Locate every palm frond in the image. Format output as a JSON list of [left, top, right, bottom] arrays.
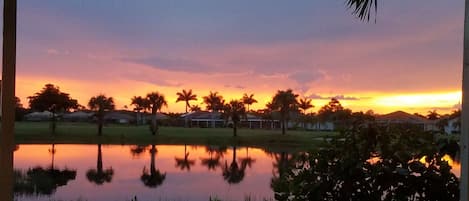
[[346, 0, 378, 22]]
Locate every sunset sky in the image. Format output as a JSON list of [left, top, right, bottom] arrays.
[[11, 0, 464, 114]]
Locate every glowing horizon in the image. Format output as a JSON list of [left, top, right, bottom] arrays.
[[9, 0, 464, 115]]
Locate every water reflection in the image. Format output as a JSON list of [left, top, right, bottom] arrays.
[[86, 144, 114, 185], [222, 146, 247, 184], [141, 144, 166, 188], [14, 144, 76, 196], [200, 146, 223, 171], [11, 138, 460, 201], [174, 144, 196, 171]]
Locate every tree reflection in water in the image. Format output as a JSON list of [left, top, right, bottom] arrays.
[[14, 144, 76, 196], [272, 125, 459, 201], [223, 146, 247, 184], [86, 144, 114, 185], [200, 145, 223, 171], [141, 144, 166, 188], [175, 144, 195, 171]]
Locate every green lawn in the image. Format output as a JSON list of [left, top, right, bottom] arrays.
[[11, 122, 338, 150]]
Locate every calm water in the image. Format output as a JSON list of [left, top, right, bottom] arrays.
[[14, 144, 277, 201], [13, 144, 461, 201]]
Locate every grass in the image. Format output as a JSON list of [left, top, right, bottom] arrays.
[[12, 122, 338, 150]]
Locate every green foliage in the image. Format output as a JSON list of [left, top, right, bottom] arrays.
[[273, 124, 459, 200]]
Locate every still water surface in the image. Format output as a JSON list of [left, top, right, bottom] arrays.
[[14, 144, 277, 201]]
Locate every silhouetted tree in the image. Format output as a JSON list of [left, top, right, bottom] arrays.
[[131, 96, 149, 125], [317, 98, 352, 130], [190, 104, 201, 112], [86, 144, 114, 185], [427, 110, 440, 120], [223, 146, 247, 184], [14, 167, 76, 195], [203, 91, 224, 128], [223, 100, 246, 137], [272, 89, 299, 135], [176, 89, 197, 113], [28, 84, 79, 134], [176, 89, 197, 127], [14, 96, 28, 121], [88, 95, 115, 135], [146, 92, 167, 135], [298, 97, 314, 129], [242, 93, 258, 112], [141, 145, 166, 188], [175, 144, 195, 171]]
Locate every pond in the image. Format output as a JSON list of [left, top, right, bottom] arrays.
[[13, 143, 461, 201], [14, 144, 279, 201]]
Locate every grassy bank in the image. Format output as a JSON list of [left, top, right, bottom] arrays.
[[12, 122, 338, 150]]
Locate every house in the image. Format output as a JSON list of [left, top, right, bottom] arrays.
[[104, 111, 135, 124], [376, 111, 438, 132], [62, 111, 94, 122], [444, 117, 460, 134], [182, 111, 225, 128], [24, 111, 54, 121]]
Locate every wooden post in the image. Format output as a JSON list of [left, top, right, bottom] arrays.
[[461, 0, 469, 200], [0, 0, 17, 201]]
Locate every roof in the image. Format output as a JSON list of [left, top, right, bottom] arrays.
[[24, 111, 53, 117], [104, 112, 135, 120], [376, 111, 430, 124], [182, 111, 222, 119], [63, 111, 94, 118]]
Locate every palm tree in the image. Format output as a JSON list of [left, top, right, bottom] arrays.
[[298, 97, 314, 129], [146, 92, 167, 135], [88, 95, 115, 135], [190, 104, 201, 112], [86, 144, 114, 185], [223, 100, 246, 137], [272, 89, 299, 135], [222, 146, 247, 184], [242, 93, 258, 112], [141, 145, 166, 188], [176, 89, 197, 113], [174, 144, 195, 171], [131, 96, 149, 125], [176, 89, 197, 127], [203, 91, 224, 128]]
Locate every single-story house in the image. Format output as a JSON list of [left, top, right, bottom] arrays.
[[104, 111, 135, 124], [376, 111, 438, 132], [62, 111, 94, 122], [24, 111, 54, 121]]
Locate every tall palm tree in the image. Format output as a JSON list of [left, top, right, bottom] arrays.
[[176, 89, 197, 113], [141, 145, 166, 188], [88, 95, 115, 135], [222, 146, 247, 184], [174, 144, 195, 171], [223, 100, 247, 137], [146, 92, 167, 135], [131, 96, 149, 125], [298, 97, 314, 129], [176, 89, 197, 127], [203, 91, 224, 128], [86, 144, 114, 185], [240, 147, 256, 169], [242, 93, 258, 112], [272, 89, 299, 135]]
